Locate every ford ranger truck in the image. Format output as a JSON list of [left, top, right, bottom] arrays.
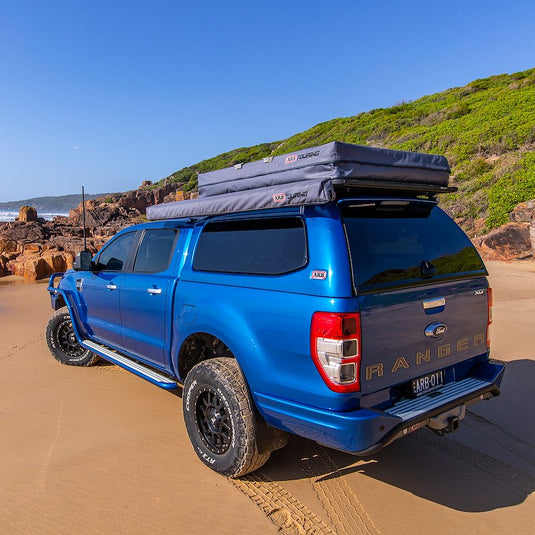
[[46, 141, 505, 477]]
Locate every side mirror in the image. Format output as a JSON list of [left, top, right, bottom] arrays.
[[73, 251, 94, 271]]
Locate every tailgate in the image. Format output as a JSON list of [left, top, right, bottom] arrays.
[[358, 278, 489, 394], [340, 198, 490, 396]]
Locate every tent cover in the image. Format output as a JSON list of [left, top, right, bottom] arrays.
[[146, 141, 452, 220]]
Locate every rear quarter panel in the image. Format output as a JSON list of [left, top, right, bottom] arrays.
[[174, 207, 361, 412]]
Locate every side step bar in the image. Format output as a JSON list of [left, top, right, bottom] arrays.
[[82, 339, 179, 390]]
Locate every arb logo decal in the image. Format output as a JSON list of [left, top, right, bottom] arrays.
[[273, 193, 286, 203], [310, 270, 327, 280], [285, 150, 320, 164]]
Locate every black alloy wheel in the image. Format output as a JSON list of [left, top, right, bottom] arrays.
[[56, 317, 87, 358], [46, 307, 100, 366], [195, 387, 232, 455]]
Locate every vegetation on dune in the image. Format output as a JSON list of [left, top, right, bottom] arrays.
[[160, 143, 280, 193], [157, 68, 535, 232]]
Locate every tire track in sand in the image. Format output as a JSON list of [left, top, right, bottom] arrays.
[[230, 437, 379, 535], [463, 411, 535, 468], [418, 427, 535, 494], [230, 471, 335, 535], [288, 436, 379, 535]]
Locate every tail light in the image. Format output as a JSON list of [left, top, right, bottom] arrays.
[[487, 287, 493, 350], [310, 312, 361, 392]]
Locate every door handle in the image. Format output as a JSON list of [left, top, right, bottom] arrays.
[[147, 288, 162, 295], [106, 284, 117, 291]]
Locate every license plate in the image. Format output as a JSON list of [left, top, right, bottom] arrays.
[[411, 370, 445, 398]]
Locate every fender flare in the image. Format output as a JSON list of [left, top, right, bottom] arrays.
[[47, 276, 89, 345]]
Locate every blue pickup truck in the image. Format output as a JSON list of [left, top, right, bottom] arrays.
[[46, 142, 505, 477]]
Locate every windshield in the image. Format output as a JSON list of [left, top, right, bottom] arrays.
[[341, 200, 486, 292]]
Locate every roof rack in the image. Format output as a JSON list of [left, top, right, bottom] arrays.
[[147, 142, 455, 220]]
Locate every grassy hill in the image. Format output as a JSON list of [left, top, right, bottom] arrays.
[[158, 68, 535, 232]]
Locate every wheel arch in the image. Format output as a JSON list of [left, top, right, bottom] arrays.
[[177, 331, 235, 381], [50, 288, 87, 345]]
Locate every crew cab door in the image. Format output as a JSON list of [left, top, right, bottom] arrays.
[[119, 228, 180, 366], [80, 231, 137, 346]]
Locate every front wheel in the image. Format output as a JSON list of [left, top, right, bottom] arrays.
[[46, 307, 100, 366], [183, 357, 270, 478]]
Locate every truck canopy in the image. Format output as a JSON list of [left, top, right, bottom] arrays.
[[146, 141, 453, 221]]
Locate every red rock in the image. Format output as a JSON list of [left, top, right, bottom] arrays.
[[0, 221, 47, 247], [0, 237, 18, 253], [7, 251, 73, 280], [23, 243, 41, 253], [0, 255, 8, 276], [19, 206, 38, 222], [509, 200, 535, 223], [473, 222, 531, 261]]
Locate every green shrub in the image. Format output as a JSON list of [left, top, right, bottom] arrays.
[[486, 152, 535, 228]]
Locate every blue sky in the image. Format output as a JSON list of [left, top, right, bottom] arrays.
[[1, 0, 534, 202]]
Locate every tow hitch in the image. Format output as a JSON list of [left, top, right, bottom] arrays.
[[427, 405, 465, 436]]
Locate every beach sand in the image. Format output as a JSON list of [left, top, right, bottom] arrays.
[[1, 261, 534, 534]]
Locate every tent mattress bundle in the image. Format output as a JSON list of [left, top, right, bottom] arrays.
[[146, 141, 452, 220]]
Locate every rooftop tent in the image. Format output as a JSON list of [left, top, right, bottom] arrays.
[[146, 141, 452, 221], [198, 141, 451, 197], [146, 178, 335, 220]]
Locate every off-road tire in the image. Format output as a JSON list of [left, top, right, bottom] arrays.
[[183, 357, 270, 478], [46, 307, 100, 366]]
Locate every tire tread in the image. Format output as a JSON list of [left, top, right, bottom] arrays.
[[183, 357, 271, 478]]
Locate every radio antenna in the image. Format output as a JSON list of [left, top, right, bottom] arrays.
[[82, 185, 87, 251]]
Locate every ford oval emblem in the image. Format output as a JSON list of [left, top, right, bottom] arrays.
[[425, 322, 447, 339]]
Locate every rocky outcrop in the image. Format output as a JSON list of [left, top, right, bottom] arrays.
[[0, 254, 9, 277], [472, 199, 535, 261], [18, 206, 38, 222], [473, 222, 532, 261], [0, 219, 99, 280], [7, 251, 74, 279], [509, 200, 535, 224], [0, 183, 181, 280]]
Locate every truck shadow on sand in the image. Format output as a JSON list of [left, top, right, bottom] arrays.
[[261, 359, 535, 513]]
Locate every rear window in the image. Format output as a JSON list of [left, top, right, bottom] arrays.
[[193, 217, 307, 275], [341, 201, 486, 292]]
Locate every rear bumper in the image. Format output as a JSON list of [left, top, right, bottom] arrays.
[[255, 359, 505, 454]]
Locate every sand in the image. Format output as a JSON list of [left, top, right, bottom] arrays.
[[1, 262, 534, 534]]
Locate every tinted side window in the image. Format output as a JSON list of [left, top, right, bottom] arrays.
[[133, 229, 178, 273], [193, 217, 307, 275], [96, 232, 137, 271]]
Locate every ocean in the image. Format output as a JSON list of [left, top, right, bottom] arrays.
[[0, 211, 69, 222]]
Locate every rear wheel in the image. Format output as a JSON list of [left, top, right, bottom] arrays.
[[46, 307, 99, 366], [183, 357, 270, 477]]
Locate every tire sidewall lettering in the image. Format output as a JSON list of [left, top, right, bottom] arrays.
[[185, 379, 197, 412]]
